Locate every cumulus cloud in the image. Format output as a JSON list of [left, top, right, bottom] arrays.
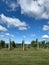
[[3, 0, 49, 19], [17, 0, 49, 19], [0, 25, 7, 32], [0, 14, 28, 30], [43, 25, 49, 31], [42, 35, 49, 39]]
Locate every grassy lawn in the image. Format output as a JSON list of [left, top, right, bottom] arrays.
[[0, 48, 49, 65]]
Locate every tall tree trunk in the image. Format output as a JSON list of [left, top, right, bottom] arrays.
[[36, 39, 39, 49], [8, 39, 11, 50]]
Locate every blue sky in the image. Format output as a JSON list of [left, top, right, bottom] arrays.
[[0, 0, 49, 43]]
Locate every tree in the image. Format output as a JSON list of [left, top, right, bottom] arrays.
[[36, 39, 39, 49], [22, 40, 25, 51], [0, 40, 5, 48], [28, 44, 31, 48], [31, 40, 36, 47], [11, 41, 16, 48], [38, 42, 41, 48], [31, 40, 38, 48], [5, 44, 8, 48], [31, 39, 39, 49], [45, 41, 49, 48], [40, 41, 45, 48]]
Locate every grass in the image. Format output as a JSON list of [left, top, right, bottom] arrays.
[[0, 48, 49, 65]]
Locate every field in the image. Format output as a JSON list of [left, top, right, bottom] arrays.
[[0, 48, 49, 65]]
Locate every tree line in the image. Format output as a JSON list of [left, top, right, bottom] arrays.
[[0, 39, 49, 50]]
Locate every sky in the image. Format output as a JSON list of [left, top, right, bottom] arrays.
[[0, 0, 49, 43]]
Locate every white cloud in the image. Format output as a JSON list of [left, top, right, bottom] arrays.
[[23, 35, 26, 38], [18, 27, 27, 30], [0, 25, 7, 32], [2, 0, 49, 19], [43, 25, 49, 31], [48, 21, 49, 24], [2, 0, 19, 11], [0, 34, 4, 38], [42, 35, 49, 39], [17, 0, 49, 19], [5, 33, 14, 38], [11, 34, 14, 38], [7, 2, 19, 11], [3, 0, 49, 19], [31, 34, 35, 37], [5, 33, 10, 36], [0, 14, 28, 30]]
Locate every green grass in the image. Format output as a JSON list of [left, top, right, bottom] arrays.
[[0, 48, 49, 65]]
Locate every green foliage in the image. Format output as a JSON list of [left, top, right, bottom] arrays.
[[36, 39, 39, 49], [0, 39, 49, 50], [8, 39, 16, 50], [45, 41, 49, 48], [40, 41, 45, 48], [36, 39, 38, 44], [28, 44, 31, 48], [0, 40, 5, 48], [31, 40, 37, 48], [5, 44, 8, 48], [11, 41, 16, 48]]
